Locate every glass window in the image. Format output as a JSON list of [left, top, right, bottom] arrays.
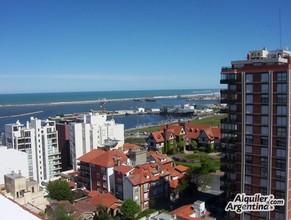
[[246, 126, 253, 134], [261, 105, 269, 114], [261, 84, 269, 93], [277, 117, 286, 126], [276, 160, 286, 169], [261, 137, 268, 145], [277, 149, 286, 158], [277, 84, 287, 93], [261, 73, 269, 82], [261, 178, 267, 187], [246, 74, 253, 82], [245, 165, 252, 174], [246, 95, 253, 103], [277, 128, 286, 137], [246, 145, 252, 153], [245, 155, 252, 163], [246, 115, 253, 124], [261, 116, 268, 125], [261, 95, 269, 103], [246, 135, 253, 144], [276, 181, 285, 191], [261, 157, 268, 166], [277, 106, 287, 115], [276, 170, 285, 180], [261, 148, 268, 156], [276, 72, 287, 81], [246, 105, 253, 113], [261, 126, 268, 135], [246, 84, 253, 93], [261, 167, 268, 178], [245, 175, 252, 184], [277, 94, 287, 103], [245, 185, 252, 195], [276, 138, 286, 147]]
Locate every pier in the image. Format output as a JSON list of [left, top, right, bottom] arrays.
[[0, 111, 43, 119]]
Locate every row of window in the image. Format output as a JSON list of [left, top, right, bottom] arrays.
[[246, 94, 288, 104], [246, 83, 287, 93], [245, 72, 287, 82]]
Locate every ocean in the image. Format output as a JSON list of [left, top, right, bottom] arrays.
[[0, 89, 219, 133]]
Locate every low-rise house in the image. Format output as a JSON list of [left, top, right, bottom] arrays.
[[3, 171, 49, 212], [171, 200, 215, 220], [147, 151, 173, 169], [77, 149, 128, 192], [198, 128, 221, 147]]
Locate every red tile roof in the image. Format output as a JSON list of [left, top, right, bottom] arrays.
[[161, 124, 185, 136], [87, 191, 121, 209], [147, 151, 173, 165], [114, 165, 134, 174], [78, 149, 128, 168], [175, 165, 188, 173], [151, 131, 165, 143], [123, 143, 141, 151], [171, 204, 210, 220]]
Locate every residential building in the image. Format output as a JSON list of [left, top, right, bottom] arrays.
[[4, 118, 61, 183], [0, 146, 29, 184], [77, 149, 128, 192], [3, 171, 49, 211], [220, 48, 291, 220], [56, 120, 71, 171], [70, 112, 124, 170], [123, 163, 170, 210]]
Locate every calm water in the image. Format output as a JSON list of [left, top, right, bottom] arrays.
[[0, 89, 219, 133]]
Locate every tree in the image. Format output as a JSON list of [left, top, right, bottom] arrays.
[[120, 199, 141, 220], [177, 141, 185, 153], [47, 204, 74, 220], [47, 179, 73, 202], [190, 141, 198, 151], [95, 205, 113, 220]]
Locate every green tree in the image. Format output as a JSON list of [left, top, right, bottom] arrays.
[[200, 156, 216, 173], [177, 141, 185, 153], [120, 199, 141, 220], [47, 204, 74, 220], [190, 141, 198, 151], [47, 179, 73, 202]]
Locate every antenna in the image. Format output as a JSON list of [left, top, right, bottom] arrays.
[[279, 8, 282, 49]]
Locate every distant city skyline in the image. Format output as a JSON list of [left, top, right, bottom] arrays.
[[1, 0, 290, 94]]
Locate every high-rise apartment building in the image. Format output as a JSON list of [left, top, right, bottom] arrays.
[[220, 48, 291, 220], [4, 118, 61, 183], [70, 112, 124, 170]]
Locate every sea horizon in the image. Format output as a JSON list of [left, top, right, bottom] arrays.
[[0, 88, 220, 106]]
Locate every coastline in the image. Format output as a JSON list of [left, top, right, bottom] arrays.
[[0, 92, 220, 108]]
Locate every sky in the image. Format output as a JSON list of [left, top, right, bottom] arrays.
[[0, 0, 290, 94]]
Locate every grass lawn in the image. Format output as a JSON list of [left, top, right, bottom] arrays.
[[125, 137, 147, 145]]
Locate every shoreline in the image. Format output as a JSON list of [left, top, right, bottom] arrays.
[[0, 92, 220, 108]]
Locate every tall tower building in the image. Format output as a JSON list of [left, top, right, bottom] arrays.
[[5, 118, 61, 183], [220, 48, 291, 220]]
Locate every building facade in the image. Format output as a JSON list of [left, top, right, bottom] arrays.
[[4, 118, 61, 183], [220, 48, 291, 220], [70, 113, 124, 170]]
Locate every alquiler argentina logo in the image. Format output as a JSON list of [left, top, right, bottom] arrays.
[[225, 193, 285, 214]]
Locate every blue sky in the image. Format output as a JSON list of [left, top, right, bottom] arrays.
[[0, 0, 290, 94]]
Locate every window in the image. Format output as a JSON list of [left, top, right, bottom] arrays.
[[277, 128, 286, 137], [276, 170, 286, 180], [261, 84, 269, 93], [261, 158, 268, 166], [245, 185, 252, 195], [277, 149, 286, 158], [245, 155, 252, 163], [246, 145, 252, 153], [260, 178, 267, 187], [246, 95, 253, 103], [261, 95, 269, 103], [276, 181, 285, 191], [276, 138, 286, 147], [245, 165, 252, 174], [261, 126, 268, 135], [97, 173, 100, 178], [277, 84, 287, 93], [261, 73, 269, 82], [261, 116, 268, 125], [260, 188, 267, 195], [246, 135, 253, 144], [246, 115, 253, 124], [277, 94, 286, 103], [246, 74, 253, 82], [245, 175, 252, 184], [276, 160, 286, 169], [246, 105, 253, 113], [261, 148, 268, 156], [246, 84, 253, 93], [277, 106, 287, 115], [277, 117, 286, 126], [276, 72, 287, 81], [261, 105, 269, 114], [261, 137, 268, 146], [261, 167, 268, 178], [246, 126, 253, 134]]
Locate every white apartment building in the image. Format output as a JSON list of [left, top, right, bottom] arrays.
[[70, 113, 124, 170], [4, 118, 61, 183]]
